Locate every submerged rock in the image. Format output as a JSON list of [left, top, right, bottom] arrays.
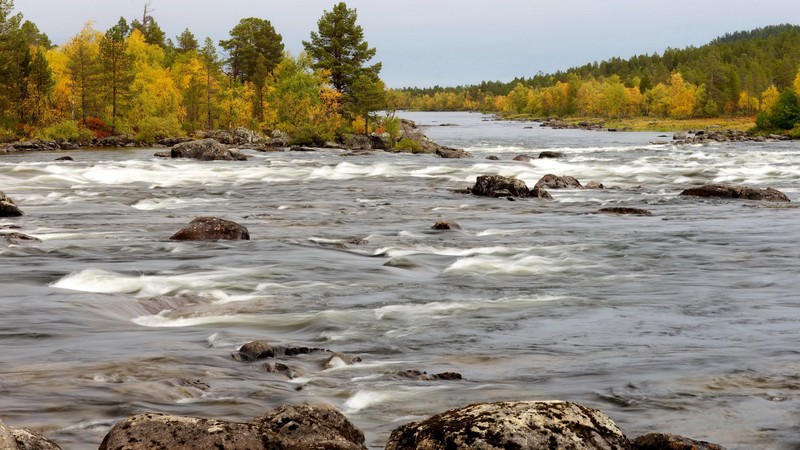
[[471, 175, 530, 198], [535, 173, 583, 189], [538, 151, 564, 159], [1, 232, 41, 244], [598, 207, 652, 216], [398, 370, 463, 381], [585, 181, 605, 189], [233, 340, 275, 362], [436, 147, 471, 158], [54, 155, 73, 161], [632, 432, 726, 450], [170, 216, 250, 241], [512, 154, 534, 162], [680, 184, 790, 202], [0, 192, 23, 217], [171, 139, 248, 161], [385, 400, 629, 450], [431, 220, 461, 230]]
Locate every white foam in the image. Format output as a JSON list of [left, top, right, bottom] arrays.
[[344, 390, 392, 412]]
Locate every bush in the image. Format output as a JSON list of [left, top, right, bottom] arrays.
[[79, 117, 112, 139], [395, 138, 423, 153], [135, 116, 184, 144], [0, 127, 16, 143], [38, 120, 95, 143]]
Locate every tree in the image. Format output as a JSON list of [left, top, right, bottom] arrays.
[[199, 37, 221, 129], [348, 72, 385, 134], [131, 2, 165, 47], [65, 23, 102, 123], [175, 28, 198, 53], [100, 17, 134, 133], [303, 2, 382, 98], [764, 88, 800, 130], [219, 17, 283, 122]]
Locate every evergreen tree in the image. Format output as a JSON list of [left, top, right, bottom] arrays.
[[303, 2, 382, 97], [200, 37, 220, 129], [100, 17, 134, 133], [176, 28, 198, 53]]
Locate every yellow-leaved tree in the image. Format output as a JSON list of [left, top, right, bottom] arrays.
[[760, 85, 780, 112], [667, 72, 697, 118]]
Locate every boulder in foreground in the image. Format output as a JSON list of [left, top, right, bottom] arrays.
[[471, 175, 551, 199], [385, 400, 629, 450], [680, 184, 790, 202], [0, 192, 23, 217], [1, 418, 63, 450], [99, 404, 367, 450], [170, 138, 248, 161], [170, 217, 250, 241], [632, 432, 726, 450]]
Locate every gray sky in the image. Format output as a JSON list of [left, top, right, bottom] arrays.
[[15, 0, 800, 88]]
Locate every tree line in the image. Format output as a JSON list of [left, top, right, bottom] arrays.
[[0, 0, 388, 144], [394, 24, 800, 134]]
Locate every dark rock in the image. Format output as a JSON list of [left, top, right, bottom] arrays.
[[233, 340, 275, 362], [290, 145, 319, 152], [171, 139, 248, 161], [97, 135, 132, 147], [255, 404, 367, 450], [342, 134, 373, 150], [512, 154, 533, 162], [170, 216, 250, 241], [680, 184, 790, 202], [632, 432, 726, 450], [263, 362, 291, 374], [153, 151, 170, 158], [54, 155, 73, 161], [157, 137, 192, 147], [650, 140, 670, 145], [436, 147, 471, 158], [283, 346, 328, 357], [12, 428, 64, 449], [11, 139, 60, 151], [0, 192, 23, 217], [431, 220, 461, 230], [2, 232, 42, 244], [585, 181, 605, 189], [529, 186, 553, 200], [471, 175, 530, 198], [485, 155, 500, 160], [203, 129, 234, 144], [538, 151, 564, 159], [370, 133, 390, 150], [599, 207, 652, 216], [399, 370, 463, 381], [385, 400, 629, 450], [535, 174, 583, 189]]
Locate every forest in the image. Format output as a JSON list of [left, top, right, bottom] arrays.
[[0, 1, 386, 145], [394, 25, 800, 135], [2, 0, 800, 144]]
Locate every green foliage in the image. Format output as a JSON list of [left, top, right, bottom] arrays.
[[220, 18, 283, 84], [0, 127, 16, 142], [134, 115, 183, 143], [38, 120, 95, 142], [303, 2, 382, 97], [175, 28, 198, 53], [395, 138, 422, 153], [756, 88, 800, 131], [383, 116, 400, 148], [100, 18, 134, 133]]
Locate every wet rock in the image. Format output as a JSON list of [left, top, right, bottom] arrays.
[[370, 133, 390, 150], [398, 370, 463, 381], [10, 139, 60, 152], [539, 151, 564, 159], [585, 181, 604, 189], [431, 220, 461, 230], [99, 413, 264, 450], [1, 418, 16, 449], [54, 155, 73, 161], [535, 174, 583, 189], [233, 340, 275, 362], [673, 131, 688, 140], [290, 145, 319, 152], [171, 139, 248, 161], [255, 404, 367, 450], [12, 428, 64, 450], [324, 352, 362, 369], [263, 362, 291, 373], [342, 134, 373, 150], [599, 207, 652, 216], [231, 127, 265, 146], [170, 216, 250, 241], [0, 192, 23, 217], [153, 151, 170, 158], [680, 184, 790, 202], [471, 175, 530, 198], [1, 232, 42, 244], [485, 155, 500, 160], [512, 154, 533, 162], [632, 432, 726, 450], [436, 147, 471, 158], [529, 186, 553, 200], [266, 130, 291, 147], [97, 135, 132, 147], [385, 400, 629, 450], [282, 346, 328, 357], [157, 137, 192, 147]]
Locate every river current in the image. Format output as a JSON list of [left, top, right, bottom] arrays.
[[1, 111, 799, 449]]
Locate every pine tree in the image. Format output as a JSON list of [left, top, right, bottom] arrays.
[[100, 17, 134, 133]]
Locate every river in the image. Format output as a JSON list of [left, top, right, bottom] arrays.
[[1, 111, 799, 449]]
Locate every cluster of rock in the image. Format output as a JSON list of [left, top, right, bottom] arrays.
[[536, 118, 607, 131], [655, 129, 790, 145], [1, 400, 727, 450], [0, 139, 79, 153]]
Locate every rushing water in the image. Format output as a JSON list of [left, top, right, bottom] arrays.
[[1, 111, 799, 449]]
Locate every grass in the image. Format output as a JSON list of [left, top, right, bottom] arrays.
[[500, 113, 757, 132]]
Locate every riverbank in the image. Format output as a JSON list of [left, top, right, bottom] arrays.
[[498, 113, 757, 133]]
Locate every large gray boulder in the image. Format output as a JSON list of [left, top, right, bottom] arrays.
[[632, 432, 726, 450], [385, 401, 630, 450], [170, 217, 250, 241], [471, 175, 552, 199], [11, 428, 62, 450], [680, 184, 790, 202], [0, 192, 23, 217], [171, 139, 248, 161], [99, 405, 367, 450]]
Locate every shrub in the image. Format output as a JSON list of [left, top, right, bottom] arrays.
[[79, 117, 112, 139], [0, 127, 16, 143], [135, 116, 184, 144], [38, 120, 95, 143], [395, 138, 423, 153]]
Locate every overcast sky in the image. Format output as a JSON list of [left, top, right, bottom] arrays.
[[14, 0, 800, 88]]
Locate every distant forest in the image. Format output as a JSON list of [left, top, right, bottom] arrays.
[[393, 24, 800, 126]]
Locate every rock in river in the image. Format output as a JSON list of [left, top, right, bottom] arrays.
[[0, 192, 23, 217], [535, 173, 583, 189], [385, 400, 630, 450], [471, 175, 551, 199], [680, 184, 790, 202], [170, 217, 250, 241], [170, 138, 248, 161], [631, 432, 726, 450]]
